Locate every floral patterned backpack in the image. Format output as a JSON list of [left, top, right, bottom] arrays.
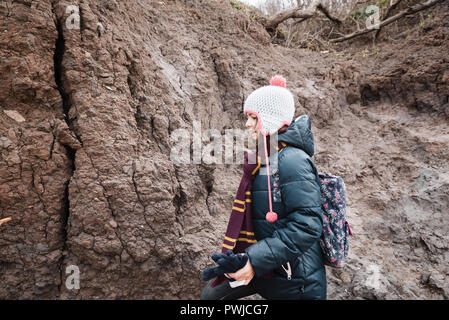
[[318, 173, 353, 268]]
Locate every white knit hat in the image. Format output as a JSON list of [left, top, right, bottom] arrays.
[[243, 75, 295, 223], [243, 75, 295, 135]]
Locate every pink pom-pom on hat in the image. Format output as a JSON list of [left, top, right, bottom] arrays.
[[270, 75, 286, 88]]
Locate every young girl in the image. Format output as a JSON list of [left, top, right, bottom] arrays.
[[200, 76, 326, 300]]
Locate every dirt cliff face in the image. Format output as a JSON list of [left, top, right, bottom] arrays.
[[0, 0, 448, 299]]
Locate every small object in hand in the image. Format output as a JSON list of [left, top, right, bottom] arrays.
[[0, 217, 12, 227], [229, 279, 246, 288]]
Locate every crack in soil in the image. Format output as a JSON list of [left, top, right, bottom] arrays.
[[52, 3, 76, 295]]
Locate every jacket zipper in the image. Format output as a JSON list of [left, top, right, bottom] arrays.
[[281, 262, 292, 280]]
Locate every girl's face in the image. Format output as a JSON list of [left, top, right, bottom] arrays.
[[245, 113, 259, 141]]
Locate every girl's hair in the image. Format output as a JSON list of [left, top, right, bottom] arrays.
[[278, 124, 288, 133]]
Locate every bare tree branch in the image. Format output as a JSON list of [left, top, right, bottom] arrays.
[[317, 3, 343, 25], [292, 17, 307, 27], [330, 0, 445, 43], [265, 0, 342, 29]]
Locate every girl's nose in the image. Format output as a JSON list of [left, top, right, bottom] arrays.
[[245, 118, 252, 129]]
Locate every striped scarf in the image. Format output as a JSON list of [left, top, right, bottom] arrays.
[[211, 139, 287, 288]]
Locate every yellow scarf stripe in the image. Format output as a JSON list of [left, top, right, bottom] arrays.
[[237, 238, 257, 243], [251, 156, 261, 175], [222, 243, 234, 250], [232, 206, 245, 212], [224, 236, 236, 242], [245, 199, 251, 203], [234, 199, 245, 205], [240, 230, 255, 236], [276, 142, 288, 150], [245, 191, 251, 195]]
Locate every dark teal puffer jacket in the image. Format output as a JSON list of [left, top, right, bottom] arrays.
[[245, 115, 326, 300]]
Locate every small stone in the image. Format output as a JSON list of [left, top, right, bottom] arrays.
[[35, 243, 49, 252], [340, 271, 352, 284], [97, 22, 104, 36], [109, 220, 118, 228], [4, 110, 26, 122], [35, 281, 47, 288], [0, 136, 13, 149]]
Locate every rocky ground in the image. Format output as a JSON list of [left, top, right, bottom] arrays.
[[0, 0, 447, 299]]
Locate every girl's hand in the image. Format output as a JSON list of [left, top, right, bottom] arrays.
[[226, 259, 255, 285]]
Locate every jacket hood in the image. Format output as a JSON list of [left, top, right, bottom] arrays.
[[278, 115, 314, 157]]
